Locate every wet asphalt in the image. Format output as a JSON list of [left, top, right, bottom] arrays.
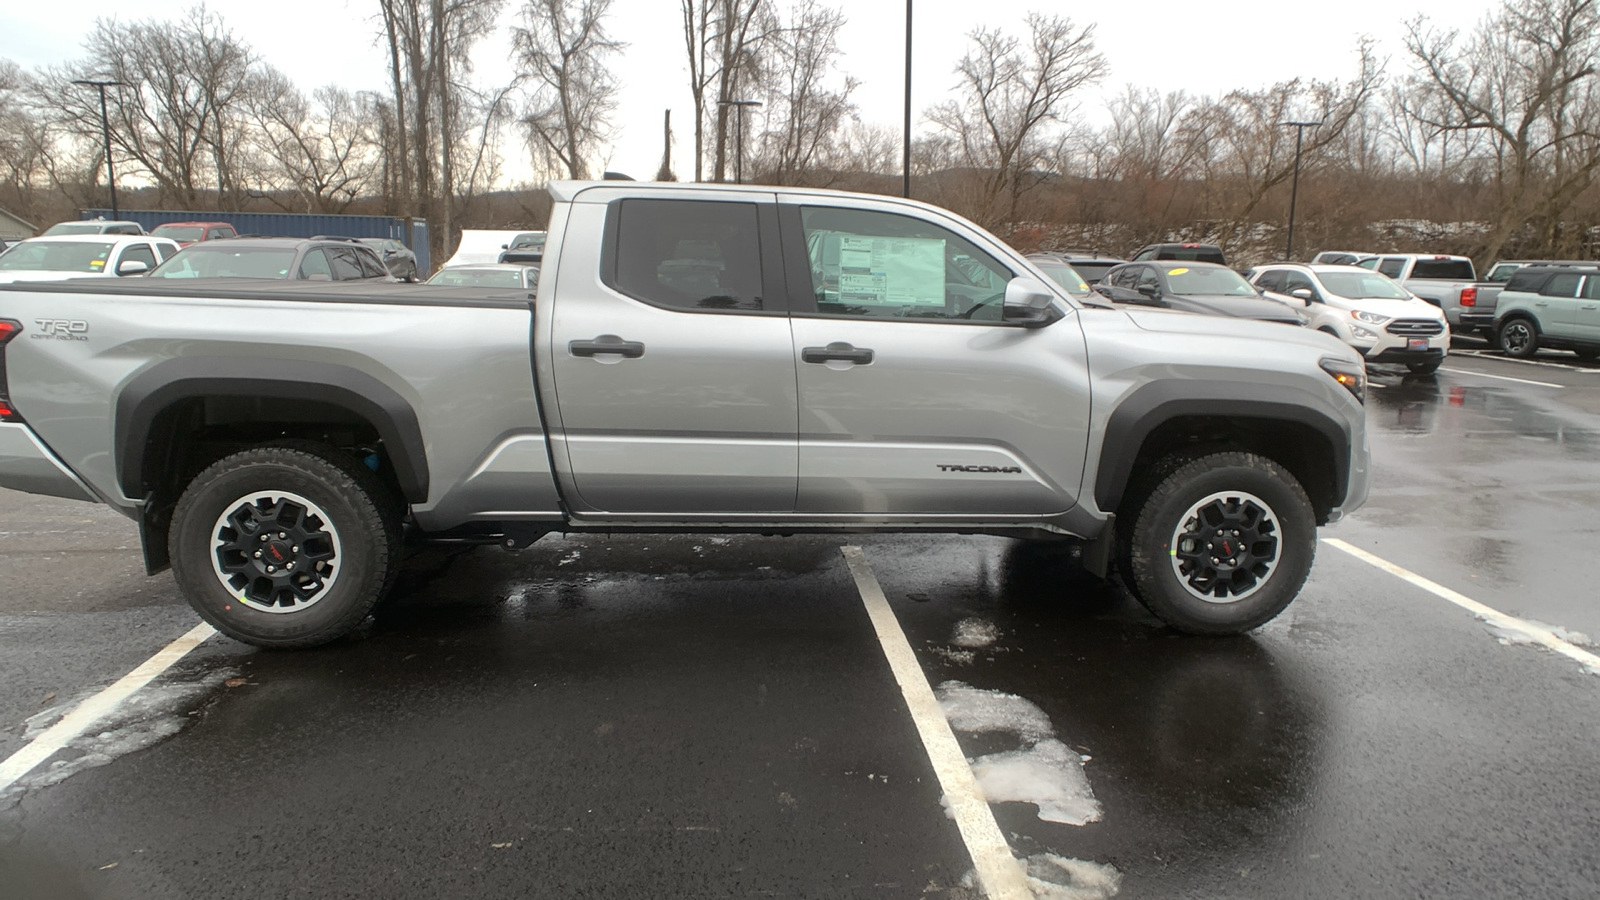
[[2, 341, 1599, 899]]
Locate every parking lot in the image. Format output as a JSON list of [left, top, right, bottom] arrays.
[[2, 341, 1599, 899]]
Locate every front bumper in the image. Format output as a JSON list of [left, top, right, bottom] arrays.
[[0, 423, 98, 502]]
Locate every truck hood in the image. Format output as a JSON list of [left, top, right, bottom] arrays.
[[1164, 293, 1304, 324], [1122, 307, 1356, 359], [0, 271, 115, 284]]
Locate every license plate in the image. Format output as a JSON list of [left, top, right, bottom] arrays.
[[1408, 338, 1428, 351]]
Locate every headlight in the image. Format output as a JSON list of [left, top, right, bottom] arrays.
[[1351, 325, 1378, 339], [1320, 357, 1366, 403], [1352, 310, 1389, 324]]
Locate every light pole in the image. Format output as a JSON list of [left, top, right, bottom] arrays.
[[72, 79, 127, 219], [903, 0, 912, 198], [717, 99, 762, 184], [1280, 120, 1320, 260]]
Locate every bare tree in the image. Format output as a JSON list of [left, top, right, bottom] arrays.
[[748, 0, 858, 185], [681, 0, 776, 181], [1404, 0, 1600, 261], [250, 73, 382, 213], [926, 13, 1108, 229], [513, 0, 623, 180]]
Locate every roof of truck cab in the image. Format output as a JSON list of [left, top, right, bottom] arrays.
[[0, 276, 534, 309], [546, 180, 971, 218]]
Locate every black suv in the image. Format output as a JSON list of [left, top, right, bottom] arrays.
[[1033, 250, 1126, 285], [1130, 242, 1227, 266], [499, 232, 546, 265], [147, 237, 395, 282]]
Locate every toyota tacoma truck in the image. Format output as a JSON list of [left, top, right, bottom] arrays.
[[0, 181, 1370, 648]]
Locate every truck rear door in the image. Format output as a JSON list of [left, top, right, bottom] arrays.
[[546, 191, 798, 514], [776, 197, 1090, 516]]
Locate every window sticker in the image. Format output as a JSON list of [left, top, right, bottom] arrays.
[[835, 234, 945, 306], [1168, 267, 1189, 275]]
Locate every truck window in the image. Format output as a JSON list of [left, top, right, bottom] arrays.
[[1377, 258, 1406, 278], [608, 199, 763, 311], [1411, 259, 1475, 280], [1584, 276, 1600, 300], [798, 206, 1013, 321], [1540, 273, 1582, 297]]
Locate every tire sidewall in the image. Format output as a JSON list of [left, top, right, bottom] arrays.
[[1499, 319, 1537, 358], [171, 455, 387, 647], [1131, 458, 1315, 633]]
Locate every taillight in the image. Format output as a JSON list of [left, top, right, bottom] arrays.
[[1460, 287, 1477, 307], [0, 318, 21, 422]]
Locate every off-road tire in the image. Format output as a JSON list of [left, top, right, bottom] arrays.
[[169, 442, 403, 649], [1122, 451, 1316, 634], [1497, 317, 1539, 359]]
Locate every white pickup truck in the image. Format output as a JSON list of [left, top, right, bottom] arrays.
[[1358, 254, 1500, 335]]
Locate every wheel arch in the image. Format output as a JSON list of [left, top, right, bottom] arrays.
[[1094, 381, 1351, 526]]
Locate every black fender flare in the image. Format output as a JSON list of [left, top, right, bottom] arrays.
[[114, 357, 430, 504], [1093, 379, 1352, 514]]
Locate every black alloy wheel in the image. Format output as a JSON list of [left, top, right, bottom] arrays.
[[1498, 318, 1538, 358]]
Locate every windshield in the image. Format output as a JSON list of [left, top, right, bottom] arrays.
[[149, 247, 298, 278], [1318, 271, 1411, 300], [509, 234, 545, 250], [0, 240, 116, 272], [427, 268, 531, 288], [153, 225, 206, 242], [42, 222, 107, 236], [1033, 261, 1091, 296], [1165, 266, 1258, 296]]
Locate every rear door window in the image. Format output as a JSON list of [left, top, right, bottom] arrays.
[[298, 249, 332, 279], [326, 247, 365, 280], [606, 199, 764, 311], [354, 248, 388, 278], [117, 243, 157, 272], [1541, 273, 1582, 298]]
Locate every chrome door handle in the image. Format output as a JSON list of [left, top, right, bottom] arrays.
[[569, 335, 645, 358], [801, 342, 874, 365]]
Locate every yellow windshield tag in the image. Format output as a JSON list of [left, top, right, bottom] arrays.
[[1168, 267, 1189, 275]]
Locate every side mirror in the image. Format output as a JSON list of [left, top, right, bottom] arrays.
[[116, 260, 149, 276], [1002, 276, 1058, 326], [1291, 288, 1314, 301], [1137, 284, 1161, 300]]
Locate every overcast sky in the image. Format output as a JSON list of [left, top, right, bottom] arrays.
[[3, 0, 1500, 185]]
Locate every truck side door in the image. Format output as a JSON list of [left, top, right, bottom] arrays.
[[778, 199, 1090, 517], [547, 193, 798, 514]]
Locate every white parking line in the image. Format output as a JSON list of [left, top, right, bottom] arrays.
[[1323, 539, 1600, 672], [1440, 367, 1563, 389], [841, 546, 1033, 900], [1452, 349, 1600, 372], [0, 621, 216, 793]]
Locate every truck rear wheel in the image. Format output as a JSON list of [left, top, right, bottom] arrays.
[[1122, 451, 1315, 634], [169, 443, 402, 649]]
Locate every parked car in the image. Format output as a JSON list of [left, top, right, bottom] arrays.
[[0, 179, 1371, 647], [1033, 250, 1125, 285], [0, 234, 179, 283], [1310, 250, 1374, 266], [41, 219, 145, 236], [146, 237, 395, 282], [1248, 263, 1450, 374], [441, 229, 527, 268], [355, 238, 419, 282], [1492, 265, 1600, 360], [1023, 254, 1093, 298], [426, 263, 539, 290], [1097, 261, 1303, 325], [499, 231, 547, 265], [1482, 259, 1591, 285], [1129, 242, 1227, 265], [1355, 253, 1499, 335], [151, 221, 237, 247]]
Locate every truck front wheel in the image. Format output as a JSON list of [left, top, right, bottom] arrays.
[[1122, 452, 1316, 634], [169, 443, 402, 649]]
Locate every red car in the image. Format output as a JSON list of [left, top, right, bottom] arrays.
[[150, 221, 237, 247]]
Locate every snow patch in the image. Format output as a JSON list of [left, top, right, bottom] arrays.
[[3, 668, 235, 804], [936, 681, 1053, 742], [951, 617, 1000, 647], [1023, 853, 1123, 899], [1485, 619, 1594, 647], [970, 740, 1101, 825]]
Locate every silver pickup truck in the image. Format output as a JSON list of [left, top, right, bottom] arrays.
[[1360, 253, 1500, 335], [0, 182, 1370, 648]]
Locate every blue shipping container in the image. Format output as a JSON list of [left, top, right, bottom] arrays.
[[81, 209, 431, 273]]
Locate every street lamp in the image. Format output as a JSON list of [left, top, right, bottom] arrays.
[[903, 0, 912, 199], [1280, 120, 1321, 260], [717, 99, 762, 184], [72, 79, 128, 219]]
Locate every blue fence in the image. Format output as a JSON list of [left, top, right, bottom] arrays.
[[81, 209, 431, 273]]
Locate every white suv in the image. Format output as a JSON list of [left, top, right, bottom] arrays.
[[1248, 263, 1451, 374]]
